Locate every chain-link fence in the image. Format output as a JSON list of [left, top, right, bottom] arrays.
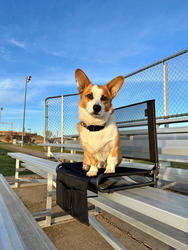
[[44, 49, 188, 143], [44, 96, 62, 143]]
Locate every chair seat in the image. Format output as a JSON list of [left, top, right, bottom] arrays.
[[57, 162, 154, 193]]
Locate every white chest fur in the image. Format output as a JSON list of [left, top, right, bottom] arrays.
[[80, 121, 118, 161]]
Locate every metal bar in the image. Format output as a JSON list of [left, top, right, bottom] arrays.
[[17, 178, 47, 184], [117, 113, 188, 126], [47, 146, 51, 157], [21, 81, 27, 147], [44, 99, 46, 144], [163, 62, 169, 128], [124, 49, 188, 79], [118, 116, 188, 128], [15, 168, 26, 172], [46, 102, 48, 143], [45, 173, 53, 226], [157, 112, 188, 119], [63, 93, 79, 97], [45, 95, 62, 102], [147, 100, 158, 164], [15, 159, 20, 188], [163, 62, 169, 117], [61, 96, 64, 152], [115, 99, 154, 110], [88, 214, 126, 250], [32, 209, 51, 218]]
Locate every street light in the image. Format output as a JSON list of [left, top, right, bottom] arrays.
[[0, 107, 3, 122], [21, 76, 32, 147]]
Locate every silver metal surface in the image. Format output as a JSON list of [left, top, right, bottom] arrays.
[[0, 195, 25, 250], [88, 214, 126, 250], [88, 192, 188, 250], [99, 187, 188, 233], [163, 62, 169, 119], [61, 96, 64, 149], [0, 174, 56, 250], [21, 76, 31, 147]]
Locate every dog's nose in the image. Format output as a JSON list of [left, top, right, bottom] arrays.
[[93, 104, 101, 113]]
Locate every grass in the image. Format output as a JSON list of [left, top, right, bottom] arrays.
[[0, 142, 46, 152], [171, 162, 188, 170], [0, 145, 33, 176], [22, 143, 46, 152]]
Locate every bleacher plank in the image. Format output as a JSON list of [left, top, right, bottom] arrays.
[[99, 186, 188, 233], [0, 195, 24, 250], [54, 152, 83, 161], [88, 192, 188, 250], [0, 174, 56, 250], [8, 152, 57, 176]]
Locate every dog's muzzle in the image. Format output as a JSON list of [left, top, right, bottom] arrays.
[[93, 104, 101, 114]]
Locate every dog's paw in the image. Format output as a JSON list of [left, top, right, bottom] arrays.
[[83, 164, 90, 171], [104, 168, 115, 174], [86, 170, 98, 177]]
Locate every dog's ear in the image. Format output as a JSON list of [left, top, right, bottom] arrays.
[[75, 69, 92, 93], [106, 76, 124, 99]]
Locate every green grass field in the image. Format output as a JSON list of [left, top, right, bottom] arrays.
[[171, 161, 188, 170], [0, 145, 32, 176], [1, 143, 46, 152], [22, 143, 46, 152]]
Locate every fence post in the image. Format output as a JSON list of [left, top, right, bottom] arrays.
[[44, 100, 46, 144], [44, 99, 48, 144], [61, 96, 64, 152], [163, 62, 169, 128]]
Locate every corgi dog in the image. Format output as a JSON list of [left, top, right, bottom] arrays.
[[75, 69, 124, 177]]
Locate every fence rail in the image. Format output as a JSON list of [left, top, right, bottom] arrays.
[[44, 49, 188, 143]]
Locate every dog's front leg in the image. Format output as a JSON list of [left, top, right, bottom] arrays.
[[105, 147, 122, 174], [84, 150, 98, 177], [83, 151, 90, 171]]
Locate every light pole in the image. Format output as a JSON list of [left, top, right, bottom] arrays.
[[0, 107, 3, 122], [21, 76, 31, 147]]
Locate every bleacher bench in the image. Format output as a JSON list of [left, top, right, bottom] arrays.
[[8, 152, 188, 249], [0, 174, 56, 250]]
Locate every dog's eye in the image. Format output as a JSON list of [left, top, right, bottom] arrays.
[[101, 95, 108, 101], [86, 93, 93, 100]]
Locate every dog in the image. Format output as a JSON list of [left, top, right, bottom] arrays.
[[75, 69, 124, 177]]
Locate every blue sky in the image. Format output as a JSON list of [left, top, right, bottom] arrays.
[[0, 0, 188, 135]]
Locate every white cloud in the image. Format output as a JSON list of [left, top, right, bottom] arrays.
[[0, 78, 24, 90], [0, 46, 15, 62], [49, 51, 66, 57], [0, 78, 13, 89], [8, 38, 26, 49]]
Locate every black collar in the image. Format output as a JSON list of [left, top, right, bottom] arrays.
[[80, 121, 106, 132]]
